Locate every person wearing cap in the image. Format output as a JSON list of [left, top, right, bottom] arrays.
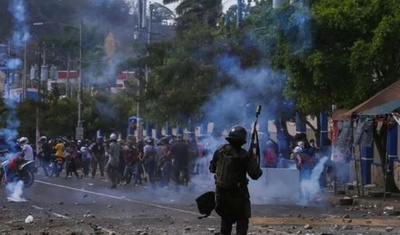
[[209, 125, 262, 235], [80, 146, 91, 178], [143, 137, 157, 188]]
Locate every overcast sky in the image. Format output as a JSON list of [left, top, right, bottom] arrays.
[[151, 0, 236, 13]]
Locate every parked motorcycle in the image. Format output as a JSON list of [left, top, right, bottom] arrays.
[[0, 156, 36, 188]]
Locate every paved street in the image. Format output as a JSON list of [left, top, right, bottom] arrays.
[[1, 173, 399, 235]]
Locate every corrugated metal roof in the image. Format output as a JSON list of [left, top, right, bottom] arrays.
[[332, 79, 400, 120]]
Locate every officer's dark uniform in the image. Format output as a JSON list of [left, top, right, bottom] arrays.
[[209, 125, 262, 235]]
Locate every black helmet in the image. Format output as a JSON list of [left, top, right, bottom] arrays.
[[225, 125, 247, 143]]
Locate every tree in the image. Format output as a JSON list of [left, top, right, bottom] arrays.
[[275, 0, 400, 191], [143, 30, 218, 126], [152, 3, 176, 23], [164, 0, 222, 32]]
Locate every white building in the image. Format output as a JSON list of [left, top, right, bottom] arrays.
[[46, 70, 78, 92], [46, 70, 135, 94], [110, 71, 135, 93]]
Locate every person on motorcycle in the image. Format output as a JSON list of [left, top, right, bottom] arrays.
[[3, 137, 34, 184], [52, 138, 65, 177], [19, 137, 34, 162]]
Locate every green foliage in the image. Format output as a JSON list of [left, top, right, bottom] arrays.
[[174, 0, 222, 32], [144, 25, 218, 125], [83, 91, 136, 138], [269, 0, 400, 116]]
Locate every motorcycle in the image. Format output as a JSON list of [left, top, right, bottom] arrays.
[[0, 156, 36, 188]]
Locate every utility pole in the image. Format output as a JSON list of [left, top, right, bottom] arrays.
[[22, 41, 27, 100], [136, 77, 140, 140], [142, 0, 147, 29], [76, 19, 83, 140], [146, 3, 152, 86], [36, 42, 45, 155], [7, 41, 11, 99], [145, 3, 152, 137], [237, 0, 243, 29], [133, 26, 141, 141], [66, 54, 70, 98], [78, 20, 82, 128]]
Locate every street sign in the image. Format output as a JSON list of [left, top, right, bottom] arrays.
[[76, 126, 84, 140]]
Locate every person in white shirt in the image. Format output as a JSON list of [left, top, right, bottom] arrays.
[[19, 137, 34, 161]]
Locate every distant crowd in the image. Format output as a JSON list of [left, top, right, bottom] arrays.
[[30, 134, 214, 189]]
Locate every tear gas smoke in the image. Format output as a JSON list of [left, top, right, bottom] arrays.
[[6, 180, 26, 202], [2, 0, 29, 202], [249, 156, 329, 205], [203, 55, 286, 132], [6, 58, 22, 70], [276, 4, 312, 54], [299, 156, 328, 205], [8, 0, 30, 48]]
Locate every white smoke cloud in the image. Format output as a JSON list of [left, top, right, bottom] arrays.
[[3, 0, 29, 202], [299, 156, 328, 205], [6, 180, 26, 202]]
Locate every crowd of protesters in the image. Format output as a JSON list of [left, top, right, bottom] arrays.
[[31, 133, 214, 190]]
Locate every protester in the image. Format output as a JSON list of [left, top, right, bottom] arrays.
[[143, 137, 157, 188], [89, 137, 106, 178], [168, 134, 190, 189], [106, 133, 121, 189], [122, 140, 139, 185]]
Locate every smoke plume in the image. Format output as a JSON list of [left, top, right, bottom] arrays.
[[6, 180, 26, 202], [196, 2, 318, 206], [3, 0, 30, 201], [299, 156, 328, 205]]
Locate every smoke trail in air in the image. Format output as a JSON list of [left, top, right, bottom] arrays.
[[3, 0, 30, 202]]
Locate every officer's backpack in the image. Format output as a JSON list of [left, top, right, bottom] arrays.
[[215, 144, 246, 189]]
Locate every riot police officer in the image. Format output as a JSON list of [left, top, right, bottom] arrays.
[[209, 125, 262, 235]]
